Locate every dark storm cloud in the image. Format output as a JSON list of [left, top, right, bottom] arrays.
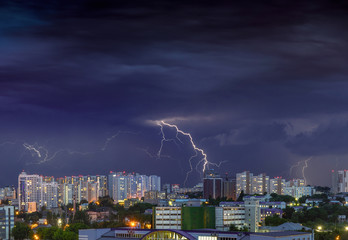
[[1, 0, 348, 186], [287, 121, 348, 156]]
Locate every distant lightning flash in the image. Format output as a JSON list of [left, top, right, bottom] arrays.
[[22, 131, 138, 165], [302, 157, 312, 185], [289, 157, 312, 185], [0, 141, 17, 147], [156, 121, 225, 185], [23, 143, 42, 158], [101, 131, 138, 151], [289, 161, 302, 176]]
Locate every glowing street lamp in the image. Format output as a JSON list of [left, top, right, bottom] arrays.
[[317, 226, 322, 231], [345, 226, 348, 231]]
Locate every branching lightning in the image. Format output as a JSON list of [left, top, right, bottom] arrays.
[[156, 121, 225, 185]]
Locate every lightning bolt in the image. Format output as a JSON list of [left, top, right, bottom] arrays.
[[23, 143, 42, 158], [22, 131, 138, 165], [302, 157, 312, 185], [289, 161, 302, 176], [289, 157, 312, 185], [156, 121, 224, 186], [101, 131, 138, 151], [0, 141, 17, 147]]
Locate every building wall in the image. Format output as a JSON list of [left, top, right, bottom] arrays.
[[223, 180, 236, 200], [181, 207, 216, 230], [203, 178, 223, 199], [0, 206, 14, 240], [154, 207, 182, 230], [244, 199, 261, 232]]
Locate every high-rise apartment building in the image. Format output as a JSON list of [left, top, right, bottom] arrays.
[[251, 173, 269, 195], [332, 170, 348, 194], [149, 175, 161, 192], [203, 171, 223, 199], [236, 171, 270, 196], [236, 171, 252, 196], [18, 172, 58, 211], [108, 172, 159, 203], [223, 179, 236, 200], [18, 172, 43, 211], [42, 182, 58, 209], [270, 177, 285, 195]]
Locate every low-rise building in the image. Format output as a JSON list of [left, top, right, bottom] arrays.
[[260, 208, 283, 222], [79, 228, 314, 240]]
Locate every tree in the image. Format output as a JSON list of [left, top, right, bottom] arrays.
[[229, 224, 239, 231], [88, 202, 97, 211], [37, 226, 59, 240], [66, 223, 89, 234], [237, 191, 245, 201], [71, 211, 90, 225], [265, 215, 287, 226], [128, 203, 154, 214], [98, 196, 114, 207], [283, 206, 295, 219], [12, 222, 33, 240], [80, 200, 88, 205], [270, 193, 295, 203]]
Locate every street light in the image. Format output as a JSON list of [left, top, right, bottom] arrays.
[[317, 226, 322, 231]]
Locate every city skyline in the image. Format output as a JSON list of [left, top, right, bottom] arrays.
[[1, 1, 348, 187]]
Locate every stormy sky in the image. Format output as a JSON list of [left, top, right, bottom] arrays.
[[1, 0, 348, 187]]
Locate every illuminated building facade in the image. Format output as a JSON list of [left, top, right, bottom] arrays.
[[149, 175, 161, 192], [0, 206, 14, 240], [108, 172, 160, 203], [269, 177, 285, 195], [0, 186, 16, 201], [42, 181, 58, 209], [283, 186, 315, 199], [18, 172, 43, 211], [251, 173, 269, 195], [236, 171, 252, 196]]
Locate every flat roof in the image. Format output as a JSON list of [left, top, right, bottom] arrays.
[[251, 231, 311, 237]]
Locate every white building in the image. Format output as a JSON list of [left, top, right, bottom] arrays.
[[42, 182, 58, 209], [244, 199, 261, 232], [283, 186, 315, 199], [108, 172, 161, 203], [18, 172, 43, 211], [269, 177, 285, 195], [236, 171, 252, 196], [18, 172, 59, 211], [251, 174, 270, 195], [149, 175, 161, 192], [154, 207, 182, 230]]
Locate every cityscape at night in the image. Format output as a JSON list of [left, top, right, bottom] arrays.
[[1, 0, 348, 239]]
